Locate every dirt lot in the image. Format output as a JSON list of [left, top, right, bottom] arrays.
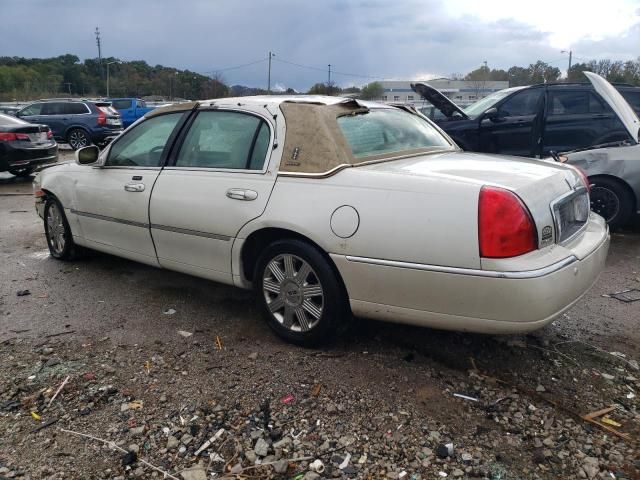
[[0, 157, 638, 480]]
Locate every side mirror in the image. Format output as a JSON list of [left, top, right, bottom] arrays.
[[483, 107, 499, 120], [76, 145, 100, 165]]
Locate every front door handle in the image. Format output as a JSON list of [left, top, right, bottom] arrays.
[[124, 183, 145, 192], [226, 188, 258, 201]]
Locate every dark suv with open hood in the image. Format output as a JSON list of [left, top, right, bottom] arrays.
[[16, 99, 123, 150], [412, 75, 639, 158]]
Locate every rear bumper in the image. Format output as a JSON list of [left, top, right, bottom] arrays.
[[0, 145, 58, 172], [331, 216, 610, 334], [91, 129, 123, 145]]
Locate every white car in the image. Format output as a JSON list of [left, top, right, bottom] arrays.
[[34, 96, 610, 344]]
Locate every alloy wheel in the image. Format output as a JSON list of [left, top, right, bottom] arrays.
[[46, 203, 66, 255], [590, 186, 620, 222], [69, 130, 88, 149], [262, 254, 324, 332]]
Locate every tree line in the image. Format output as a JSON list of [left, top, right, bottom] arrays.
[[1, 54, 639, 102]]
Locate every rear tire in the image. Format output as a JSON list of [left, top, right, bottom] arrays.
[[8, 167, 34, 177], [589, 177, 633, 229], [254, 239, 348, 346], [67, 128, 91, 150], [44, 197, 78, 260]]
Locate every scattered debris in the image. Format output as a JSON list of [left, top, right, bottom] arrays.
[[45, 330, 75, 338], [607, 288, 640, 303], [121, 451, 137, 467], [311, 384, 322, 397], [163, 308, 177, 315], [338, 453, 351, 469], [581, 406, 631, 441], [309, 459, 325, 473], [177, 330, 193, 338], [453, 393, 478, 402], [214, 336, 223, 350], [248, 352, 258, 360], [281, 393, 295, 404], [30, 412, 41, 421], [193, 428, 225, 457], [48, 375, 70, 407], [16, 289, 31, 296]]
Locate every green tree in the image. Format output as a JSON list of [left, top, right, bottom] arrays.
[[360, 81, 383, 100]]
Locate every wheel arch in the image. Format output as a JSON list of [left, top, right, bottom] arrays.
[[588, 173, 637, 212], [237, 227, 350, 306]]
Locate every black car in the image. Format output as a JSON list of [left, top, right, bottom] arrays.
[[16, 99, 123, 150], [617, 85, 640, 115], [412, 76, 638, 158], [0, 113, 57, 177]]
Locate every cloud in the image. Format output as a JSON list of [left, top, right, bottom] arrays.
[[0, 0, 638, 90]]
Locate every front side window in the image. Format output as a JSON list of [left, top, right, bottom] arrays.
[[498, 89, 543, 116], [337, 108, 451, 159], [106, 113, 183, 167], [175, 111, 270, 170], [19, 103, 43, 116]]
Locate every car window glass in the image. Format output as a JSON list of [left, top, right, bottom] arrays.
[[588, 93, 607, 114], [112, 99, 132, 110], [620, 91, 640, 113], [41, 103, 66, 115], [337, 108, 451, 159], [64, 103, 89, 115], [19, 103, 42, 116], [175, 111, 268, 170], [137, 100, 146, 108], [498, 89, 543, 116], [248, 121, 270, 169], [549, 91, 589, 115], [106, 113, 182, 167]]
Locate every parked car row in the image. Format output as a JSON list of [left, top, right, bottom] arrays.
[[412, 73, 640, 228], [0, 113, 57, 176]]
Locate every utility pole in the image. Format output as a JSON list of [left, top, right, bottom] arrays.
[[267, 51, 275, 94], [107, 60, 120, 98], [327, 64, 331, 95], [95, 27, 103, 79], [63, 82, 72, 96], [562, 50, 572, 80]]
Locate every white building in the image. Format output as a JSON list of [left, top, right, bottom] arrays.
[[379, 78, 509, 106]]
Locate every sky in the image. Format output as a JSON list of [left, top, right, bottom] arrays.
[[1, 0, 639, 91]]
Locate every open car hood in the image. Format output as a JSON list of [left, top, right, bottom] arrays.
[[411, 82, 469, 120], [585, 71, 639, 143]]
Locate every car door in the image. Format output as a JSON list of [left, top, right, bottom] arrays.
[[17, 102, 44, 125], [149, 107, 276, 284], [543, 89, 630, 154], [478, 87, 544, 156], [38, 102, 70, 138], [72, 111, 186, 265]]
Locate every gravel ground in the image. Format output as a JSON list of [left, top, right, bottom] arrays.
[[0, 159, 639, 479]]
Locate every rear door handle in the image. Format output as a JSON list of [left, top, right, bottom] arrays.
[[226, 188, 258, 201], [124, 183, 145, 192]]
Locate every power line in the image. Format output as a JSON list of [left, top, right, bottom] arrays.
[[273, 57, 381, 79], [201, 58, 268, 75]]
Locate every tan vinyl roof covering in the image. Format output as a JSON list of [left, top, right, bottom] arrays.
[[279, 100, 369, 175]]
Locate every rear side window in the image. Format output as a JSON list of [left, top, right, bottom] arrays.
[[64, 103, 90, 115], [175, 111, 270, 170], [337, 108, 451, 159], [19, 103, 43, 116], [112, 99, 132, 110], [106, 113, 183, 167], [41, 103, 67, 115], [550, 91, 612, 115], [498, 89, 543, 116], [620, 91, 640, 113]]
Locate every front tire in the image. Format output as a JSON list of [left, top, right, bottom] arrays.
[[67, 128, 91, 150], [44, 197, 78, 260], [589, 177, 633, 229], [254, 239, 347, 346], [8, 167, 34, 177]]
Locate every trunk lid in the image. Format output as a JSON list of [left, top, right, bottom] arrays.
[[584, 71, 639, 143], [360, 151, 587, 246], [410, 82, 469, 119]]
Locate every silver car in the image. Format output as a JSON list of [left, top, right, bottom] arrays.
[[560, 73, 640, 228]]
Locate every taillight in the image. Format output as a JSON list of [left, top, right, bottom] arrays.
[[97, 110, 107, 126], [574, 167, 591, 192], [0, 132, 29, 141], [478, 186, 538, 258], [46, 129, 53, 139]]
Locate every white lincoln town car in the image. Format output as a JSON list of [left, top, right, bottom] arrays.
[[34, 96, 610, 344]]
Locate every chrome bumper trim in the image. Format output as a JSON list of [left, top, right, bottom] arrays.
[[344, 255, 578, 279]]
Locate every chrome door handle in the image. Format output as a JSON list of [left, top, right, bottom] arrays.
[[226, 189, 258, 201], [124, 183, 145, 192]]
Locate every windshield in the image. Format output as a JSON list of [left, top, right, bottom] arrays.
[[463, 89, 518, 119], [337, 108, 452, 159]]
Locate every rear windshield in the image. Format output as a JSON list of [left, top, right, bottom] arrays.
[[112, 99, 132, 110], [337, 108, 451, 159]]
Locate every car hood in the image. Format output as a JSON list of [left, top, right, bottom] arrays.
[[584, 72, 639, 144], [411, 83, 469, 120]]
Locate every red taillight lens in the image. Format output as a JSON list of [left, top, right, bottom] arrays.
[[478, 186, 538, 258], [0, 132, 29, 141], [46, 129, 53, 139], [97, 110, 107, 126]]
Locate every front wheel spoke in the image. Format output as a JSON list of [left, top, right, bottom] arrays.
[[268, 296, 284, 313], [263, 279, 281, 295], [268, 261, 286, 283], [283, 305, 294, 328], [295, 307, 310, 331], [295, 262, 311, 282], [302, 299, 322, 320], [302, 284, 322, 298], [283, 255, 295, 278]]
